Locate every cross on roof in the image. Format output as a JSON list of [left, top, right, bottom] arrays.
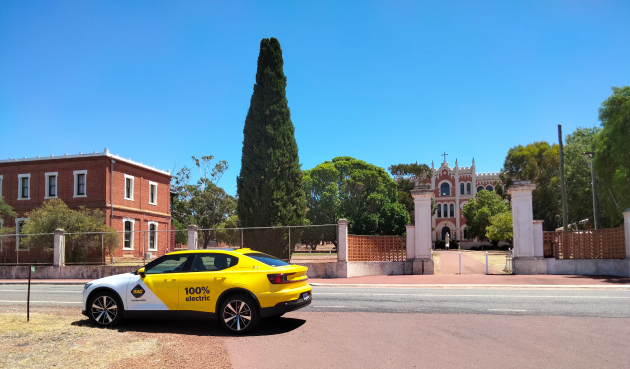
[[442, 151, 448, 163]]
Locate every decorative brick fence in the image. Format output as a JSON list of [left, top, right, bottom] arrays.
[[347, 235, 406, 261], [543, 226, 626, 259]]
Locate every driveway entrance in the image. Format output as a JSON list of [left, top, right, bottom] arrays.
[[434, 250, 509, 275]]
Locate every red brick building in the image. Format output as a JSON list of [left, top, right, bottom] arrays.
[[0, 148, 172, 259]]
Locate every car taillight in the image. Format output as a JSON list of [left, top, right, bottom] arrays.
[[267, 273, 295, 284]]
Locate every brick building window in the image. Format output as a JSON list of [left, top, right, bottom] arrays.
[[149, 181, 157, 205], [148, 221, 158, 251], [0, 175, 3, 197], [460, 183, 464, 195], [437, 204, 442, 218], [124, 174, 134, 200], [450, 204, 454, 217], [477, 186, 484, 193], [440, 183, 450, 196], [123, 218, 135, 249], [45, 172, 58, 198], [73, 170, 87, 197], [467, 183, 471, 194], [18, 174, 30, 200], [486, 185, 493, 192]]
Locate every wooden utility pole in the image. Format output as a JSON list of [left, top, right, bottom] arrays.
[[558, 125, 568, 231]]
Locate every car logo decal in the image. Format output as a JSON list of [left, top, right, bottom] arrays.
[[131, 284, 145, 298]]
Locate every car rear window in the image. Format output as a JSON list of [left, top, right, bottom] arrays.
[[244, 253, 290, 267]]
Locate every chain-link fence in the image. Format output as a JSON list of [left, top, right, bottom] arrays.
[[0, 233, 55, 265], [199, 224, 338, 261], [0, 225, 337, 265]]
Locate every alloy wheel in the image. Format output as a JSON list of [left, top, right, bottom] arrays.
[[223, 300, 252, 331], [91, 295, 118, 325]]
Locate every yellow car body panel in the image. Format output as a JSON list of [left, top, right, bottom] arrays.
[[139, 248, 311, 314]]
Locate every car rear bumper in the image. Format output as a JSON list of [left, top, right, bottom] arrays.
[[260, 291, 312, 318]]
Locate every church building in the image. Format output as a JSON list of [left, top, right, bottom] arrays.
[[427, 156, 503, 248]]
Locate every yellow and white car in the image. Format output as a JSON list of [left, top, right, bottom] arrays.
[[82, 248, 311, 333]]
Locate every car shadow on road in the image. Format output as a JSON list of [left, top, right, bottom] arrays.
[[71, 316, 306, 337]]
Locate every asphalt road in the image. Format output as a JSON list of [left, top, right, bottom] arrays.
[[1, 284, 629, 318], [2, 284, 630, 368]]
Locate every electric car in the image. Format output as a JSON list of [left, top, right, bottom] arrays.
[[82, 248, 311, 333]]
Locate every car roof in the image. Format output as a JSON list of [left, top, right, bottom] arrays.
[[169, 248, 254, 255]]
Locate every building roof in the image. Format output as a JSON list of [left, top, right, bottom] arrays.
[[0, 148, 171, 176]]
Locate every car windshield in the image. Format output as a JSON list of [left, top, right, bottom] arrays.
[[244, 253, 290, 267]]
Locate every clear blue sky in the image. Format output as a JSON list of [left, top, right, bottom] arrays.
[[1, 1, 628, 195]]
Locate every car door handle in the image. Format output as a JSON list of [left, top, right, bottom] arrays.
[[164, 278, 177, 282], [214, 277, 226, 281]]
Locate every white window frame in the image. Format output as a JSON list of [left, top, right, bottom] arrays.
[[17, 174, 31, 200], [147, 221, 158, 251], [0, 175, 3, 198], [148, 181, 158, 206], [73, 170, 87, 198], [45, 172, 58, 199], [122, 217, 135, 250], [15, 217, 29, 251], [124, 174, 135, 201]]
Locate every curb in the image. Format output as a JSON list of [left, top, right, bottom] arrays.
[[309, 283, 630, 289]]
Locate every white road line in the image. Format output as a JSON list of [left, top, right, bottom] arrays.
[[314, 293, 630, 298], [488, 309, 528, 312], [0, 300, 81, 304], [311, 306, 347, 308], [0, 290, 82, 292]]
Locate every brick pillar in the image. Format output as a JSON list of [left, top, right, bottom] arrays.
[[187, 225, 198, 250], [337, 219, 348, 262], [53, 228, 65, 267], [508, 181, 538, 274]]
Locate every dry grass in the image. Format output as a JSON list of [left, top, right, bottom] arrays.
[[0, 307, 232, 369], [0, 313, 157, 369]]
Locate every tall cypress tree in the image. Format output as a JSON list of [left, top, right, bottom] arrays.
[[237, 38, 306, 227]]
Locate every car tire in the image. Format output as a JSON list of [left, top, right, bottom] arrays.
[[88, 291, 123, 327], [219, 295, 260, 334]]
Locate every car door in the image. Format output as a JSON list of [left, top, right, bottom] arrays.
[[126, 253, 192, 311], [178, 253, 239, 313]]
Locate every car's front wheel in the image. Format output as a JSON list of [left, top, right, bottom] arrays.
[[88, 292, 123, 327], [219, 295, 260, 334]]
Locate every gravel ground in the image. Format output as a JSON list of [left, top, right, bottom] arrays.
[[0, 306, 231, 369]]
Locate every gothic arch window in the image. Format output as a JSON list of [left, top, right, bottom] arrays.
[[437, 204, 442, 218], [463, 227, 468, 239], [486, 185, 493, 192], [460, 183, 464, 195], [450, 203, 454, 217], [477, 186, 484, 193], [440, 182, 450, 196], [467, 183, 471, 194]]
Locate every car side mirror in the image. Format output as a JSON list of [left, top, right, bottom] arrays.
[[137, 267, 146, 279]]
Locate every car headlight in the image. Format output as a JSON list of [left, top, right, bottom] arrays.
[[84, 283, 92, 291]]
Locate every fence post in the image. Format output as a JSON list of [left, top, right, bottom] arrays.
[[337, 219, 349, 262], [53, 229, 65, 267], [485, 251, 489, 275], [187, 225, 199, 250], [459, 252, 461, 275], [410, 185, 435, 274], [623, 210, 630, 259], [508, 181, 538, 274]]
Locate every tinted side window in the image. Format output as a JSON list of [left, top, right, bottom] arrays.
[[190, 254, 238, 272], [244, 253, 290, 267], [145, 254, 191, 274]]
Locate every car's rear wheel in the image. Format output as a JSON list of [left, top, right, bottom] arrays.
[[219, 295, 260, 334], [88, 292, 123, 327]]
